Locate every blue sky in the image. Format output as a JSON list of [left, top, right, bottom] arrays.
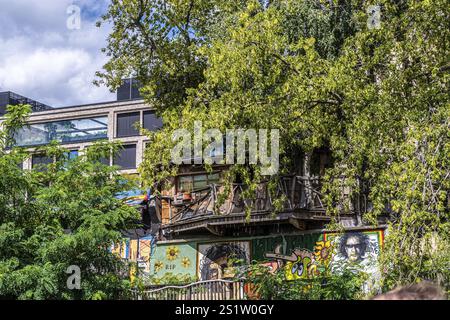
[[0, 0, 116, 107]]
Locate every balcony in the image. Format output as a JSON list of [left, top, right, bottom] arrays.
[[159, 176, 368, 236]]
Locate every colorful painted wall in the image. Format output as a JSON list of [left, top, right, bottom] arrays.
[[197, 241, 251, 280], [146, 229, 384, 282], [150, 242, 198, 279], [111, 234, 155, 274], [257, 229, 384, 280]]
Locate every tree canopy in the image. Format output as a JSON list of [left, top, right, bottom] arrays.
[[0, 105, 139, 299], [97, 0, 449, 289]]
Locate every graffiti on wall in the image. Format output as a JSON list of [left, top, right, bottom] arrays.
[[264, 240, 333, 280], [262, 230, 384, 280], [111, 240, 129, 259], [150, 242, 197, 279], [145, 230, 384, 283], [197, 241, 250, 281], [110, 235, 155, 275]]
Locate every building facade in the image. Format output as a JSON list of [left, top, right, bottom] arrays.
[[0, 85, 386, 290], [0, 85, 162, 174]]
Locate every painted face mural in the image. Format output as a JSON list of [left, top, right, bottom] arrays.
[[340, 233, 368, 262], [261, 230, 383, 282], [325, 230, 383, 287], [198, 242, 250, 281], [330, 231, 382, 265]]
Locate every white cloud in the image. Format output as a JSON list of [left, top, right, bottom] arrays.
[[0, 0, 115, 107]]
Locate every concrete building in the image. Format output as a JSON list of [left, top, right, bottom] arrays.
[[0, 82, 386, 292], [0, 80, 162, 174]]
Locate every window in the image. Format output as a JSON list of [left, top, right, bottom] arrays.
[[116, 112, 140, 137], [14, 117, 108, 147], [113, 144, 137, 169], [177, 173, 221, 192], [86, 146, 110, 166], [0, 92, 9, 115], [178, 176, 193, 193], [100, 156, 111, 166], [143, 111, 163, 131], [67, 150, 79, 160], [117, 78, 142, 101], [62, 150, 79, 168], [32, 154, 53, 171]]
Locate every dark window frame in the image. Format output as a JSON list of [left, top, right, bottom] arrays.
[[143, 110, 163, 132], [32, 153, 53, 171], [115, 112, 141, 138], [113, 144, 137, 170]]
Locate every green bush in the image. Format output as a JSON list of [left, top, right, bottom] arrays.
[[243, 262, 368, 300]]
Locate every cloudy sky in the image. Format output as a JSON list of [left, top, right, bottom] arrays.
[[0, 0, 116, 107]]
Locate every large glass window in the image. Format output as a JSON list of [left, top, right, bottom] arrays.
[[14, 117, 108, 147], [143, 111, 163, 131], [113, 144, 137, 169], [116, 112, 140, 137]]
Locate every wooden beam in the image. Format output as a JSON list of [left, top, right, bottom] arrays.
[[289, 217, 305, 230], [205, 224, 224, 236]]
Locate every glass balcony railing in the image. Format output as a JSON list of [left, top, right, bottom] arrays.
[[13, 116, 108, 147]]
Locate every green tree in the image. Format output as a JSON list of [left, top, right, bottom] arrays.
[[0, 105, 140, 299], [98, 0, 449, 291]]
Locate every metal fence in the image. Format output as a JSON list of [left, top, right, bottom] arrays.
[[134, 279, 246, 300]]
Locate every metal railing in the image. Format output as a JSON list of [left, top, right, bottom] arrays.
[[134, 279, 246, 300], [162, 176, 368, 224], [0, 91, 52, 113]]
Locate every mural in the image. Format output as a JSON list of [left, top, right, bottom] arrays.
[[137, 236, 154, 273], [263, 240, 332, 280], [144, 229, 384, 285], [150, 242, 197, 279], [129, 239, 138, 261], [324, 230, 383, 275], [111, 240, 129, 259], [261, 230, 383, 280], [110, 235, 155, 277], [197, 241, 250, 281], [252, 234, 320, 261]]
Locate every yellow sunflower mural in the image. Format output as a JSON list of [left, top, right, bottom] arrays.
[[181, 257, 191, 268], [154, 260, 164, 273], [314, 240, 333, 267], [166, 246, 180, 261]]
